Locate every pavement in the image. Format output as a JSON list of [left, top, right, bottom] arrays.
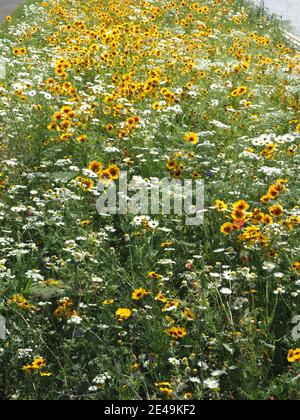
[[0, 0, 23, 23], [0, 0, 299, 38], [252, 0, 300, 36]]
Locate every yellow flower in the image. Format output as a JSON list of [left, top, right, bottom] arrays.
[[22, 365, 34, 373], [162, 300, 180, 312], [116, 308, 132, 320], [267, 187, 280, 200], [88, 161, 102, 175], [106, 123, 114, 132], [183, 308, 196, 321], [155, 381, 171, 387], [261, 195, 270, 204], [231, 86, 247, 97], [233, 200, 250, 212], [152, 102, 162, 110], [263, 215, 273, 225], [160, 241, 173, 248], [53, 298, 76, 319], [103, 299, 115, 305], [231, 209, 246, 221], [220, 222, 234, 235], [22, 357, 50, 375], [31, 357, 47, 370], [269, 204, 284, 218], [132, 288, 150, 300], [147, 271, 162, 280], [155, 381, 173, 395], [80, 220, 92, 227], [292, 262, 300, 273], [77, 135, 88, 143], [214, 200, 228, 212], [165, 326, 187, 339], [165, 160, 177, 170], [155, 292, 167, 303], [183, 132, 199, 145], [13, 47, 27, 56], [107, 164, 121, 180], [192, 171, 201, 179], [40, 372, 53, 377], [99, 170, 113, 184], [10, 294, 35, 310], [61, 105, 73, 115], [130, 363, 141, 370], [41, 279, 59, 286], [287, 145, 297, 156], [288, 349, 300, 363], [79, 178, 94, 192], [159, 387, 173, 395]]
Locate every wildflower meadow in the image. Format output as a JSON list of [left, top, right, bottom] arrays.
[[0, 0, 299, 401]]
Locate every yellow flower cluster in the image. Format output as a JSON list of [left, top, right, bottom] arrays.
[[55, 58, 72, 79], [12, 47, 27, 56], [260, 179, 288, 203], [22, 357, 52, 377], [231, 86, 247, 97], [48, 105, 76, 133], [9, 294, 36, 311], [165, 326, 187, 339], [53, 297, 79, 319]]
